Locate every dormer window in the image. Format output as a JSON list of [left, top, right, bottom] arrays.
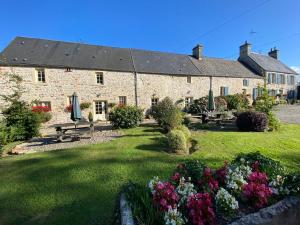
[[96, 72, 104, 85], [66, 67, 72, 72], [36, 69, 45, 83]]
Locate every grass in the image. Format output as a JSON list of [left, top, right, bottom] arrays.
[[0, 124, 300, 225]]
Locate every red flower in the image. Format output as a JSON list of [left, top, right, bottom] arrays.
[[152, 181, 179, 211], [242, 171, 272, 208], [215, 161, 228, 186], [171, 172, 181, 183], [187, 193, 216, 225], [198, 167, 219, 193], [66, 105, 72, 112], [32, 105, 51, 113]]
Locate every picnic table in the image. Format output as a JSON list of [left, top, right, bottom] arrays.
[[51, 121, 94, 142], [198, 111, 230, 124]]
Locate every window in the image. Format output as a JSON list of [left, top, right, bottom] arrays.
[[36, 69, 45, 82], [280, 74, 286, 84], [279, 89, 283, 95], [267, 73, 272, 84], [185, 97, 193, 107], [220, 86, 229, 96], [119, 96, 127, 105], [271, 73, 276, 84], [151, 97, 159, 106], [187, 76, 192, 83], [290, 75, 295, 85], [33, 101, 51, 110], [95, 101, 107, 114], [242, 89, 247, 95], [96, 72, 104, 84], [243, 79, 249, 86]]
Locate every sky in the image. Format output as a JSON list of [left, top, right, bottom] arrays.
[[0, 0, 300, 74]]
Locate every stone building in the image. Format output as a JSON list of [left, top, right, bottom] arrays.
[[0, 37, 298, 123]]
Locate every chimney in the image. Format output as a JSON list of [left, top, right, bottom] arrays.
[[239, 41, 251, 57], [268, 47, 279, 60], [192, 44, 203, 60]]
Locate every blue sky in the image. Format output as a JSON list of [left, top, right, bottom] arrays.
[[1, 0, 299, 73]]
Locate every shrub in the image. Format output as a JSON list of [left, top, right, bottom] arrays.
[[215, 188, 239, 218], [232, 152, 284, 180], [175, 160, 206, 184], [187, 97, 208, 114], [151, 97, 183, 131], [2, 101, 40, 141], [268, 112, 281, 131], [80, 102, 91, 110], [175, 125, 191, 140], [31, 106, 52, 123], [236, 111, 268, 132], [167, 130, 187, 154], [225, 94, 249, 110], [183, 116, 192, 127], [215, 96, 228, 111], [88, 112, 93, 122], [108, 105, 143, 129]]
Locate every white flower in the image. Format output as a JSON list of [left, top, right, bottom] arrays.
[[176, 177, 195, 206], [226, 165, 251, 192], [164, 208, 186, 225], [269, 175, 288, 195], [216, 188, 239, 218]]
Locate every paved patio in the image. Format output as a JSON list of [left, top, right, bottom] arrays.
[[274, 104, 300, 124]]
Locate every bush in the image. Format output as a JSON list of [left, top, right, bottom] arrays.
[[232, 152, 284, 180], [225, 94, 249, 110], [167, 130, 187, 154], [80, 102, 91, 110], [88, 112, 93, 122], [2, 101, 40, 141], [187, 97, 208, 114], [108, 105, 143, 129], [183, 116, 192, 127], [175, 125, 191, 140], [151, 97, 183, 131], [175, 160, 206, 184], [215, 96, 228, 111], [236, 111, 268, 132]]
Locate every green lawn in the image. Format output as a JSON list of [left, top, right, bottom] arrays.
[[0, 124, 300, 225]]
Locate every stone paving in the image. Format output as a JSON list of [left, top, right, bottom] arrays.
[[274, 104, 300, 124]]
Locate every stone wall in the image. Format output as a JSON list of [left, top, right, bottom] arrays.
[[0, 66, 135, 123]]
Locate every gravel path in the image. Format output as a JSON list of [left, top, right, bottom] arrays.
[[12, 128, 122, 154], [274, 104, 300, 124]]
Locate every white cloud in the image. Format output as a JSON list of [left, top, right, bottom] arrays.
[[291, 66, 300, 74]]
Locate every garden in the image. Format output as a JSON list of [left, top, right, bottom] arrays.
[[1, 74, 300, 225]]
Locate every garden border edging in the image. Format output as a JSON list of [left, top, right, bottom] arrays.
[[120, 193, 134, 225]]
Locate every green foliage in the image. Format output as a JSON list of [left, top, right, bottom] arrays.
[[187, 97, 208, 114], [35, 112, 52, 123], [175, 125, 191, 140], [124, 182, 164, 225], [2, 101, 40, 141], [151, 97, 183, 131], [224, 94, 249, 111], [0, 73, 24, 104], [88, 112, 93, 122], [254, 86, 280, 131], [166, 130, 187, 154], [80, 102, 91, 110], [283, 174, 300, 196], [215, 96, 228, 111], [183, 116, 192, 127], [232, 152, 284, 180], [236, 111, 268, 132], [176, 160, 206, 184], [108, 105, 143, 129]]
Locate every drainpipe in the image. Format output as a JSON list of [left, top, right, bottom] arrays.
[[130, 49, 138, 106]]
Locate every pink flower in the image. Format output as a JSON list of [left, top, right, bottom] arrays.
[[172, 172, 181, 183], [152, 181, 179, 211]]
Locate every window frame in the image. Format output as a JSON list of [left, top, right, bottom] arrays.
[[243, 79, 249, 87], [33, 101, 51, 110], [36, 68, 46, 83], [119, 96, 127, 106], [96, 72, 104, 85], [151, 97, 159, 106], [185, 97, 193, 107]]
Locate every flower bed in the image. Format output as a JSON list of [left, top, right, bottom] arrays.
[[124, 152, 300, 225]]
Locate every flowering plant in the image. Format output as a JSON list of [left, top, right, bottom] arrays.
[[215, 188, 239, 218], [242, 171, 272, 208], [66, 104, 72, 112], [226, 164, 251, 193], [176, 177, 195, 206], [198, 167, 219, 193], [187, 193, 215, 225], [164, 207, 186, 225], [32, 105, 51, 113], [152, 181, 179, 211]]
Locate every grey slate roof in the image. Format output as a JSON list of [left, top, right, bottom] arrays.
[[246, 53, 297, 74], [0, 37, 261, 78]]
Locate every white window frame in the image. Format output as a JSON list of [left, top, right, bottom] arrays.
[[96, 72, 104, 85], [185, 97, 193, 107], [36, 68, 46, 83], [119, 96, 127, 105], [187, 76, 192, 84], [151, 97, 159, 106]]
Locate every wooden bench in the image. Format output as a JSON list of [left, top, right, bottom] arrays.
[[53, 122, 94, 142]]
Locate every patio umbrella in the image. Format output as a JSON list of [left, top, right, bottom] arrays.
[[70, 92, 82, 129], [207, 89, 215, 111]]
